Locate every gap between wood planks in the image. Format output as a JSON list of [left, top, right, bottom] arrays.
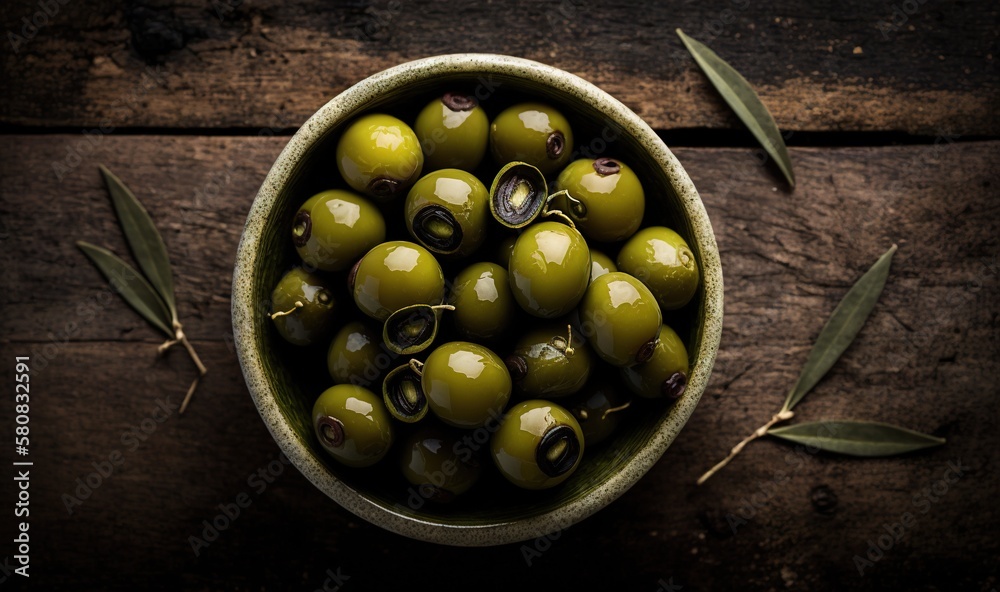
[[0, 125, 996, 148]]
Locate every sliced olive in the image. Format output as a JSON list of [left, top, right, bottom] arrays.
[[489, 161, 548, 229], [382, 363, 428, 423], [383, 303, 454, 355]]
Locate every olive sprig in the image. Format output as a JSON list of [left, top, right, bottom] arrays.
[[77, 165, 207, 414], [696, 245, 945, 485]]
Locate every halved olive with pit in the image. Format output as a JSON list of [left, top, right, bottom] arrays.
[[489, 161, 548, 229], [383, 303, 454, 355], [382, 362, 429, 423]]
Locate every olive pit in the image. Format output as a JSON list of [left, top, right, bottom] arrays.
[[536, 424, 581, 477], [412, 205, 464, 254]]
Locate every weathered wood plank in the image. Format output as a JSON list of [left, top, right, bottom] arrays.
[[0, 0, 996, 134], [0, 135, 997, 590]]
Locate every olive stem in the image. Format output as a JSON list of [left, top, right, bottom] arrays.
[[408, 359, 425, 376], [695, 410, 795, 486], [601, 401, 631, 420], [431, 304, 456, 313], [551, 324, 577, 357], [269, 301, 304, 320], [158, 321, 208, 414], [540, 208, 576, 229]]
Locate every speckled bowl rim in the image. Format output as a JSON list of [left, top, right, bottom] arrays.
[[232, 54, 723, 546]]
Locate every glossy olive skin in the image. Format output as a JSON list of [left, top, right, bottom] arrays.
[[617, 226, 700, 310], [422, 341, 511, 429], [578, 272, 662, 367], [450, 262, 516, 341], [490, 103, 574, 176], [294, 190, 386, 272], [270, 268, 338, 346], [590, 249, 617, 281], [569, 381, 630, 446], [555, 158, 645, 242], [509, 221, 591, 318], [415, 94, 489, 172], [621, 323, 690, 399], [404, 169, 489, 256], [509, 325, 592, 398], [336, 114, 423, 201], [400, 426, 482, 502], [491, 400, 584, 490], [351, 241, 445, 321], [312, 385, 393, 468], [326, 321, 384, 387]]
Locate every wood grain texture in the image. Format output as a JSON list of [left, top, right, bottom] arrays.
[[0, 0, 997, 134], [0, 135, 997, 591]]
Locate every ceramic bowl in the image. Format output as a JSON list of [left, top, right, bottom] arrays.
[[232, 53, 723, 546]]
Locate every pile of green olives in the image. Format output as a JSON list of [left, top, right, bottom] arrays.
[[267, 90, 701, 502]]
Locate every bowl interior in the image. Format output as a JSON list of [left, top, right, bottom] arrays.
[[235, 56, 722, 543]]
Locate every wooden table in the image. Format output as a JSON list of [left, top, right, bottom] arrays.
[[1, 1, 997, 590]]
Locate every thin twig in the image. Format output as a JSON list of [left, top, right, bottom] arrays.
[[179, 375, 200, 414], [696, 410, 795, 486]]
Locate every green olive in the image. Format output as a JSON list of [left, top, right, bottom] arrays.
[[292, 189, 386, 272], [421, 341, 511, 429], [569, 381, 631, 447], [589, 249, 617, 281], [491, 400, 584, 490], [490, 103, 573, 176], [509, 221, 591, 318], [350, 241, 445, 321], [383, 362, 429, 423], [400, 426, 482, 502], [577, 271, 661, 367], [326, 320, 385, 387], [450, 262, 516, 341], [336, 113, 423, 201], [313, 384, 393, 468], [505, 324, 592, 398], [269, 268, 338, 346], [554, 158, 645, 242], [404, 169, 489, 256], [414, 93, 489, 172], [621, 323, 689, 399], [617, 226, 699, 310]]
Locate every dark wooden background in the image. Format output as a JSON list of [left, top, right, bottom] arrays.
[[0, 1, 997, 590]]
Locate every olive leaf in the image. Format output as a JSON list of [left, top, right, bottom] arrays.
[[676, 28, 795, 187], [99, 165, 178, 324], [697, 245, 924, 486], [781, 244, 898, 412], [768, 421, 945, 456], [79, 166, 207, 413], [76, 241, 174, 337]]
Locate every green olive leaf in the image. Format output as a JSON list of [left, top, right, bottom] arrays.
[[782, 244, 898, 412], [76, 241, 174, 338], [768, 420, 945, 456], [99, 165, 177, 323], [676, 28, 795, 187]]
